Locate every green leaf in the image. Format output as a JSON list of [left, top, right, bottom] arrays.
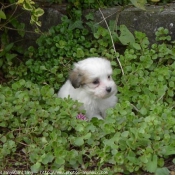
[[69, 20, 83, 30], [168, 89, 174, 97], [118, 25, 135, 45], [85, 13, 94, 20], [140, 154, 148, 163], [74, 137, 84, 146], [40, 66, 47, 70], [162, 146, 175, 156], [146, 155, 157, 173], [1, 136, 7, 143], [155, 167, 170, 175], [6, 53, 17, 61], [132, 43, 141, 50], [18, 23, 25, 37], [5, 43, 14, 52], [76, 48, 85, 58], [42, 153, 54, 164], [23, 0, 34, 11], [31, 162, 41, 173], [130, 0, 146, 10], [121, 131, 129, 137], [34, 8, 44, 17], [94, 32, 100, 39], [140, 107, 147, 115], [75, 123, 84, 132], [83, 133, 91, 140], [55, 157, 65, 165], [16, 0, 24, 4], [169, 81, 174, 88], [41, 86, 54, 97], [0, 10, 6, 19], [56, 40, 67, 49]]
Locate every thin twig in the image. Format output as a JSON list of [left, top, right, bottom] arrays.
[[98, 8, 125, 75], [3, 26, 39, 34], [0, 4, 18, 30], [97, 11, 119, 25], [157, 93, 165, 102], [130, 103, 140, 113]]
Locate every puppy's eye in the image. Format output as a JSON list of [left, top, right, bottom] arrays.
[[108, 75, 111, 79], [92, 79, 99, 85]]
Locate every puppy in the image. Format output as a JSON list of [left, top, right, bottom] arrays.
[[58, 57, 117, 120]]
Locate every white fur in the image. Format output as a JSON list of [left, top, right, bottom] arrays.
[[58, 57, 117, 120]]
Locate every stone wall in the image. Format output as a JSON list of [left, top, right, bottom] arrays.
[[94, 4, 175, 44], [9, 3, 175, 49]]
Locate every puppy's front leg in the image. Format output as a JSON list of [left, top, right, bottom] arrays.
[[95, 115, 104, 120], [89, 114, 103, 120]]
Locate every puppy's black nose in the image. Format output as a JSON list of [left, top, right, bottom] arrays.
[[106, 87, 112, 93]]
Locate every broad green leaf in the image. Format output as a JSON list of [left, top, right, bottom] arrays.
[[130, 0, 146, 10], [132, 43, 141, 50], [76, 48, 85, 58], [42, 153, 54, 164], [169, 81, 174, 87], [121, 131, 129, 137], [94, 33, 100, 39], [146, 155, 157, 173], [118, 25, 135, 45], [31, 162, 41, 173], [140, 107, 147, 115], [69, 20, 83, 30], [74, 137, 84, 146], [0, 10, 6, 19], [6, 53, 17, 61], [41, 86, 54, 97], [75, 123, 84, 132], [1, 136, 7, 143], [85, 13, 94, 20], [168, 89, 174, 97], [155, 167, 169, 175], [40, 66, 47, 70], [83, 133, 91, 140], [4, 43, 14, 52], [140, 154, 148, 163], [19, 28, 25, 38], [162, 146, 175, 156], [55, 157, 65, 165]]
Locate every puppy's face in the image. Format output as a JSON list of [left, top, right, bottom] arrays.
[[69, 57, 117, 99]]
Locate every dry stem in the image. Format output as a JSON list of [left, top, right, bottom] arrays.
[[98, 8, 125, 75]]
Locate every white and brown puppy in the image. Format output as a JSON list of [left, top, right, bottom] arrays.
[[58, 57, 117, 120]]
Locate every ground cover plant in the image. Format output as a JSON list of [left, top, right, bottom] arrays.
[[1, 15, 175, 174], [1, 1, 175, 174]]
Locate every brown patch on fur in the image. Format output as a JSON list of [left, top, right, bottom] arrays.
[[69, 68, 90, 88]]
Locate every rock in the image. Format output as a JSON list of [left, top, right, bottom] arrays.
[[93, 4, 175, 44], [8, 7, 64, 49], [7, 3, 175, 49]]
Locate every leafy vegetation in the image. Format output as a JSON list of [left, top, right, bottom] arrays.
[[1, 0, 175, 174], [2, 15, 121, 91]]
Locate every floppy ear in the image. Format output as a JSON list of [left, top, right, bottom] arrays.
[[69, 69, 84, 88]]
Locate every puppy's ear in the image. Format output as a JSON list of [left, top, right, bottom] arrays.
[[69, 69, 84, 88]]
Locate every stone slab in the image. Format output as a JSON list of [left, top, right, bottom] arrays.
[[94, 3, 175, 44], [6, 3, 175, 49]]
